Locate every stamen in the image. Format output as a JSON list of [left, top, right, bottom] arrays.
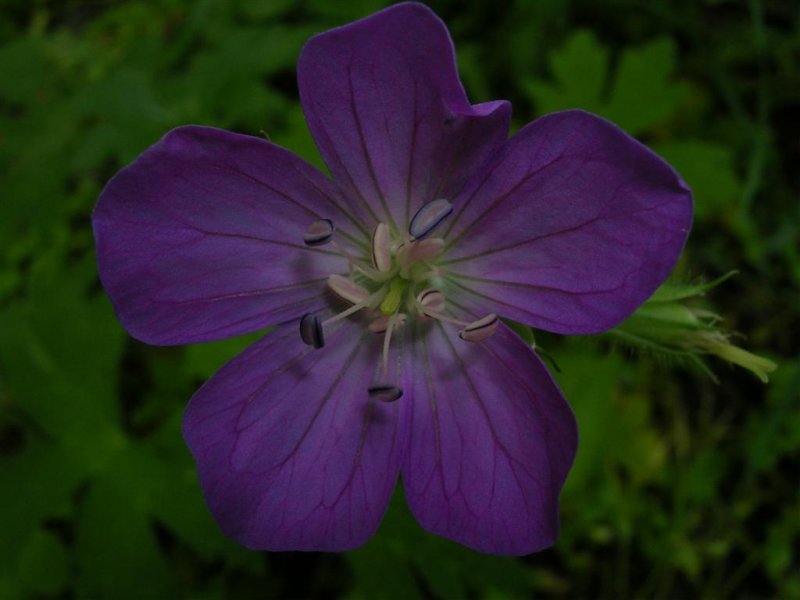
[[371, 223, 392, 273], [409, 238, 445, 261], [330, 240, 367, 271], [423, 311, 466, 326], [322, 289, 386, 327], [369, 313, 406, 333], [327, 274, 369, 304], [303, 218, 335, 246], [381, 313, 400, 375], [299, 313, 324, 348], [458, 313, 499, 342], [300, 288, 386, 348], [395, 241, 410, 266], [397, 239, 445, 276], [417, 289, 445, 316], [409, 198, 453, 239], [330, 241, 389, 284], [368, 383, 403, 403]]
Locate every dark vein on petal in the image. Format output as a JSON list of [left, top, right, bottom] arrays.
[[346, 63, 397, 230], [204, 163, 319, 217], [404, 79, 419, 228], [438, 323, 548, 491], [442, 121, 575, 246], [476, 343, 559, 499], [290, 163, 370, 243], [338, 359, 382, 507], [168, 278, 326, 305], [444, 271, 625, 295], [443, 153, 570, 252], [204, 160, 367, 248], [442, 275, 571, 330], [429, 125, 461, 203], [436, 321, 510, 473], [441, 151, 500, 240], [442, 195, 677, 264], [185, 225, 342, 256], [431, 107, 490, 204], [307, 96, 382, 227], [193, 334, 320, 428], [351, 344, 377, 474], [277, 329, 369, 470], [419, 322, 445, 497]]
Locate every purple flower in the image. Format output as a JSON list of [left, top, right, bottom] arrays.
[[92, 3, 691, 555]]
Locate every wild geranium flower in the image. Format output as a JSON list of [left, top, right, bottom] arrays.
[[93, 3, 691, 555]]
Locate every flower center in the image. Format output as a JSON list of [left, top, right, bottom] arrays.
[[298, 199, 497, 401]]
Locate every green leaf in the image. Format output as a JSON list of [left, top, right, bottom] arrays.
[[0, 36, 53, 105], [239, 0, 294, 20], [75, 474, 173, 599], [765, 508, 799, 580], [168, 26, 313, 127], [130, 438, 263, 571], [555, 342, 666, 490], [0, 256, 126, 463], [306, 0, 388, 21], [524, 31, 692, 135], [604, 38, 691, 136], [346, 490, 533, 599], [273, 104, 327, 171], [655, 140, 744, 221], [524, 30, 607, 116], [70, 68, 171, 169], [743, 360, 800, 476], [648, 272, 738, 303], [0, 441, 88, 575], [17, 530, 70, 596], [183, 331, 265, 380]]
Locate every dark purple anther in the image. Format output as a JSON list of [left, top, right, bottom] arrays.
[[303, 218, 335, 246], [299, 313, 324, 348], [458, 313, 499, 342], [368, 383, 403, 402], [409, 198, 453, 239]]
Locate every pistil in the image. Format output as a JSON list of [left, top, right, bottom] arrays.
[[321, 289, 385, 327], [299, 288, 385, 349], [379, 278, 407, 315], [371, 222, 392, 273], [415, 289, 499, 342]]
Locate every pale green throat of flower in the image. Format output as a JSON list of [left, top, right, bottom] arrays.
[[299, 198, 498, 403]]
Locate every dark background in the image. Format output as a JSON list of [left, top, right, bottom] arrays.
[[0, 0, 798, 598]]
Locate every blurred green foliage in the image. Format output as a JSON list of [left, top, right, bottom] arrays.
[[0, 0, 798, 598]]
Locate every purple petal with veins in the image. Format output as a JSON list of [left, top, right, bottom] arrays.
[[93, 126, 357, 345], [443, 110, 692, 334], [403, 320, 577, 555], [94, 2, 692, 556], [298, 3, 511, 229], [183, 320, 404, 551]]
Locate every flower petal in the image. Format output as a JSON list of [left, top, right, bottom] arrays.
[[402, 320, 577, 555], [93, 125, 360, 345], [441, 110, 693, 334], [298, 3, 510, 230], [182, 320, 404, 551]]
